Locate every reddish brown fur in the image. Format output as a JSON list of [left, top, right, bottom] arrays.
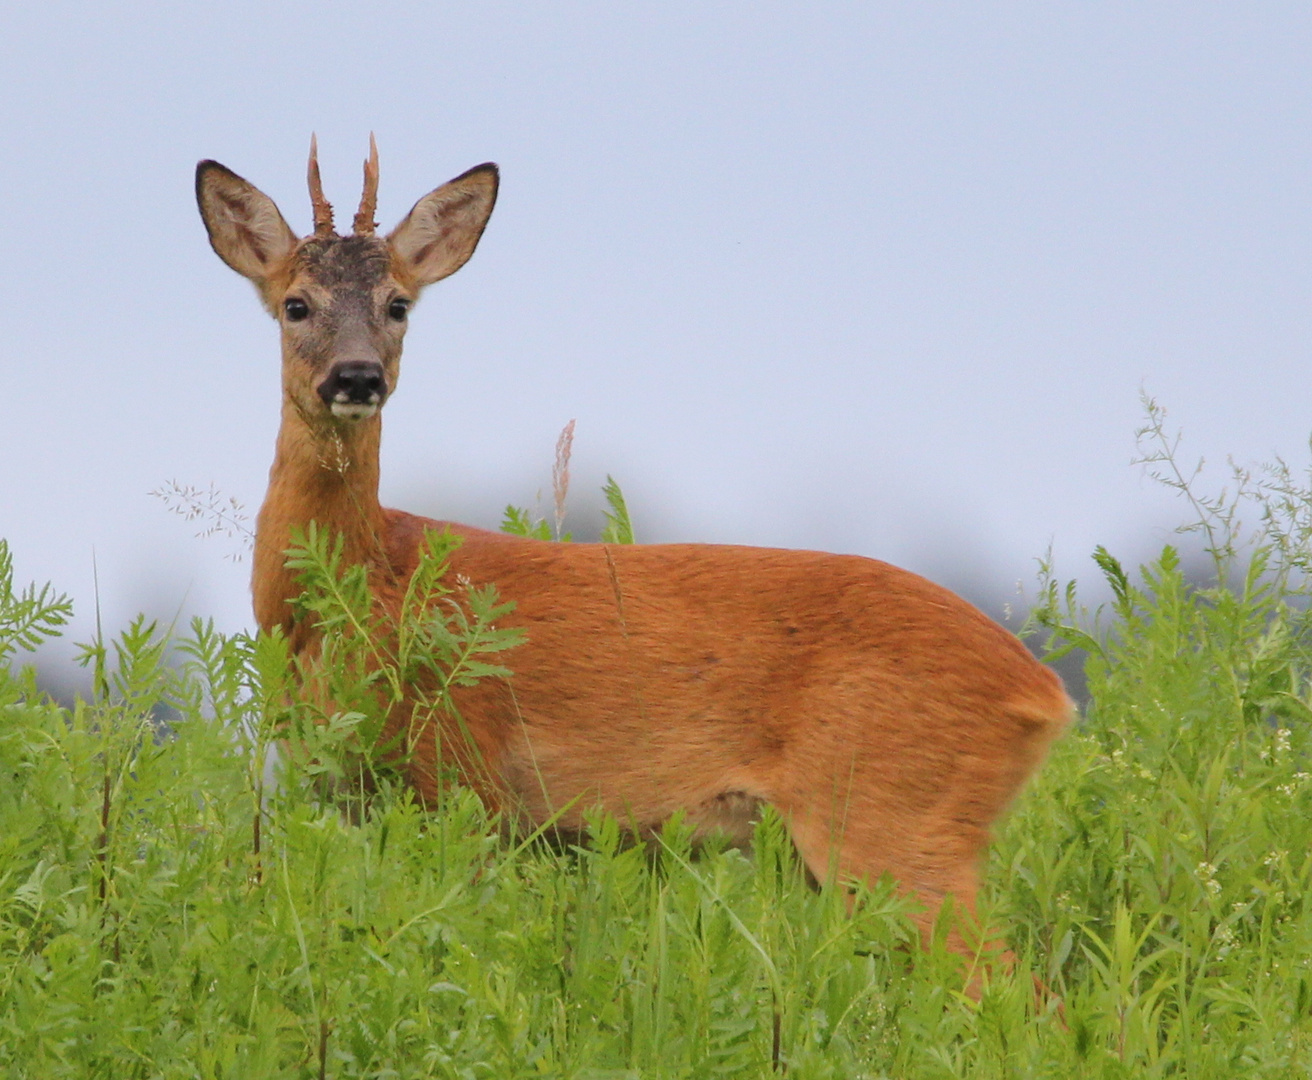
[[196, 143, 1073, 955]]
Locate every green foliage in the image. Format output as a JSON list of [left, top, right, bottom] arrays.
[[0, 539, 72, 663], [275, 523, 524, 808], [502, 477, 637, 545], [600, 475, 636, 545], [1007, 399, 1312, 1076], [500, 503, 554, 541], [6, 403, 1312, 1074]]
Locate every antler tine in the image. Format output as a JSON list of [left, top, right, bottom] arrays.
[[307, 133, 336, 237], [353, 133, 380, 236]]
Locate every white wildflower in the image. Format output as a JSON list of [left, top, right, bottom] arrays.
[[1214, 922, 1236, 959], [1196, 862, 1222, 896]]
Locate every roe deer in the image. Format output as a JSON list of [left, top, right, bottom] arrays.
[[195, 137, 1072, 958]]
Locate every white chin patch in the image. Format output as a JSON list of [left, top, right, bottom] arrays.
[[330, 402, 379, 421]]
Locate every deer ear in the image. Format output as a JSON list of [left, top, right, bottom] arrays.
[[196, 161, 299, 282], [388, 163, 498, 287]]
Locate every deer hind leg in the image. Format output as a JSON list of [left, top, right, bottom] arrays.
[[782, 796, 984, 923], [780, 796, 1011, 1002], [772, 735, 1032, 985], [894, 706, 1065, 959]]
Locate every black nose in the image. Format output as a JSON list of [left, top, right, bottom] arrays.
[[318, 361, 387, 407]]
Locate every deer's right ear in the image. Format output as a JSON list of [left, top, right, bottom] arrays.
[[196, 161, 299, 283]]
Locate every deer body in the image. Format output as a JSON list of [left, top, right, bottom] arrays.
[[197, 141, 1072, 944]]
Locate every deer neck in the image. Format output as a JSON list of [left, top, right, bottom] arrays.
[[253, 394, 389, 636]]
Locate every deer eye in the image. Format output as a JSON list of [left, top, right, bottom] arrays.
[[284, 298, 310, 322], [388, 298, 410, 322]]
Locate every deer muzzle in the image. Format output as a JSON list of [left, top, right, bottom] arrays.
[[318, 360, 388, 421]]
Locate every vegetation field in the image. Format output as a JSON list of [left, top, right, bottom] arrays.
[[3, 410, 1312, 1077]]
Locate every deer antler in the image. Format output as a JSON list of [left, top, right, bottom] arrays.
[[307, 134, 335, 238], [353, 133, 380, 236]]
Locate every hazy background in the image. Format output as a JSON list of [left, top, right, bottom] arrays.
[[3, 3, 1311, 690]]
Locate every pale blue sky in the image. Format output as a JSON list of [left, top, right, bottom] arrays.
[[3, 3, 1311, 677]]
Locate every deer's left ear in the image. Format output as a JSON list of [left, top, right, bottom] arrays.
[[196, 161, 299, 283], [388, 163, 498, 287]]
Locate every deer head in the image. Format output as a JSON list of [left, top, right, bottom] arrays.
[[195, 136, 498, 429]]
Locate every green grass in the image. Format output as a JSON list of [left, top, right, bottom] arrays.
[[4, 409, 1312, 1077]]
